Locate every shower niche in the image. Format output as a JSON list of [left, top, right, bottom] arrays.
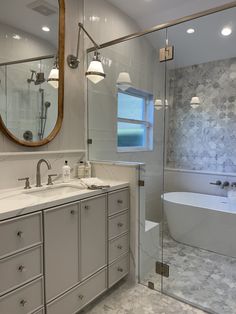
[[0, 0, 65, 147]]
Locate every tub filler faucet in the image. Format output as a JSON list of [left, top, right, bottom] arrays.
[[210, 180, 222, 186]]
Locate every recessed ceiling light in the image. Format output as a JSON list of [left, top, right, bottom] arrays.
[[221, 27, 232, 36], [12, 34, 21, 40], [89, 16, 100, 22], [187, 28, 195, 34], [42, 26, 50, 32]]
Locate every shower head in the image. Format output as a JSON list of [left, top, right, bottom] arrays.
[[35, 72, 46, 85], [44, 101, 51, 108], [27, 70, 45, 85]]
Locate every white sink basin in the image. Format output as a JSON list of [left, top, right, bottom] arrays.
[[24, 184, 85, 198]]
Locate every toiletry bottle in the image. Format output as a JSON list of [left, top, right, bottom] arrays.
[[78, 161, 85, 179], [85, 161, 92, 178], [62, 160, 71, 182]]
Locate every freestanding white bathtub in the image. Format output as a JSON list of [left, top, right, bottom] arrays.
[[164, 192, 236, 258]]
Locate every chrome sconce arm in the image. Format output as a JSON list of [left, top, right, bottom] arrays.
[[67, 22, 100, 69]]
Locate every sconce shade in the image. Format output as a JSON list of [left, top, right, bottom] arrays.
[[154, 99, 163, 110], [190, 96, 200, 108], [116, 72, 132, 91], [86, 53, 106, 84], [48, 67, 59, 88]]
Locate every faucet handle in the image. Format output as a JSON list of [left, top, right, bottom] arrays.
[[47, 174, 57, 186], [210, 180, 222, 186], [18, 177, 31, 189]]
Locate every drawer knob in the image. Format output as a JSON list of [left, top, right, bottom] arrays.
[[117, 199, 123, 204], [117, 244, 123, 250], [117, 267, 123, 272], [117, 222, 124, 228], [18, 265, 26, 272], [20, 299, 27, 307], [17, 231, 23, 238], [78, 294, 84, 300], [70, 210, 76, 215], [84, 205, 90, 210]]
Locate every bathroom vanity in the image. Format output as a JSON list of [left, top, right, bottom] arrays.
[[0, 181, 130, 314]]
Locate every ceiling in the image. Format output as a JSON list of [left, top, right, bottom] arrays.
[[107, 0, 234, 30], [106, 0, 236, 68], [146, 6, 236, 68], [0, 0, 58, 47]]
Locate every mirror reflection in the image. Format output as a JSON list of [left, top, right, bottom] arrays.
[[0, 0, 59, 143]]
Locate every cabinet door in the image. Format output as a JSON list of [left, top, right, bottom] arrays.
[[80, 195, 107, 280], [44, 203, 79, 302]]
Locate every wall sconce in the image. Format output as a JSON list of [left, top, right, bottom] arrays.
[[154, 99, 163, 110], [48, 55, 59, 89], [154, 99, 169, 110], [190, 96, 200, 109], [67, 22, 106, 84], [116, 72, 132, 91]]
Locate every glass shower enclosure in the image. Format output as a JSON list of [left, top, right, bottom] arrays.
[[87, 3, 236, 314]]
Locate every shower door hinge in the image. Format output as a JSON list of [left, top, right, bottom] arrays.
[[159, 46, 174, 62], [87, 139, 93, 144], [138, 180, 145, 187], [156, 261, 170, 278], [148, 281, 155, 290]]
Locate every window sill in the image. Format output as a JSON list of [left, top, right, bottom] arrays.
[[117, 147, 153, 153]]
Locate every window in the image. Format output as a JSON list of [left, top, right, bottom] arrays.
[[117, 88, 154, 152]]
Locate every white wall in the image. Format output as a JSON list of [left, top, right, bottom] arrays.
[[165, 168, 236, 197], [85, 0, 166, 222]]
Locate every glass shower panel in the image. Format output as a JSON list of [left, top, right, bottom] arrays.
[[87, 29, 166, 291], [163, 6, 236, 314]]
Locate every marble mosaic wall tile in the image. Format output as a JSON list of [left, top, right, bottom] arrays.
[[167, 57, 236, 172]]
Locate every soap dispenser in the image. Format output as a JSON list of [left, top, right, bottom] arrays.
[[77, 161, 85, 179], [62, 160, 71, 183], [84, 161, 92, 178]]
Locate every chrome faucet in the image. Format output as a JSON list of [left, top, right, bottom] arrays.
[[36, 159, 52, 187]]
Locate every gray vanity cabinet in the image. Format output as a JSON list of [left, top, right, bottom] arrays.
[[80, 195, 107, 280], [0, 186, 129, 314], [44, 203, 79, 302]]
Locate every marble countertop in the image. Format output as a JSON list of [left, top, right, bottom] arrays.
[[0, 179, 129, 221]]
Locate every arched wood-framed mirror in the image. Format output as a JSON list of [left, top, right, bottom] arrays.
[[0, 0, 65, 147]]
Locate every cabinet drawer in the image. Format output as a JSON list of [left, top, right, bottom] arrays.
[[0, 213, 42, 259], [108, 254, 129, 288], [47, 269, 107, 314], [109, 233, 129, 263], [108, 189, 129, 216], [109, 211, 129, 240], [0, 246, 42, 296], [0, 278, 44, 314]]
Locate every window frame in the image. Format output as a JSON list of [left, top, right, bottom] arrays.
[[117, 87, 154, 152]]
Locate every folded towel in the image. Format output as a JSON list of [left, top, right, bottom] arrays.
[[80, 177, 110, 189]]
